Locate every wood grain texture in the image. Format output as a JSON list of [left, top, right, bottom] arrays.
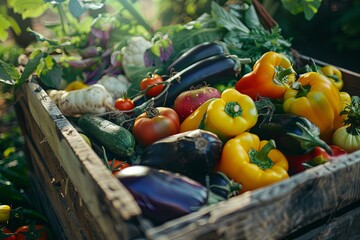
[[15, 81, 141, 240], [146, 153, 360, 239]]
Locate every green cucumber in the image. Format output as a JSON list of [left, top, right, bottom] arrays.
[[78, 114, 135, 157]]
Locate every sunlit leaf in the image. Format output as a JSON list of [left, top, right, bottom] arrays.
[[281, 0, 322, 20], [69, 0, 86, 18], [17, 50, 43, 86], [11, 0, 50, 19], [36, 56, 63, 88], [211, 1, 249, 33], [0, 60, 19, 86], [0, 15, 11, 42]]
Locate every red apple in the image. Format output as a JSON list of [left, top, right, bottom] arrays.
[[173, 86, 221, 122]]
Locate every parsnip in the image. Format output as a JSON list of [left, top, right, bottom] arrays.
[[47, 84, 114, 116]]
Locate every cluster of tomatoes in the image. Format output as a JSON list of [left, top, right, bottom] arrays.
[[114, 74, 164, 111]]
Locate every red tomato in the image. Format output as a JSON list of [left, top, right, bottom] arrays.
[[114, 98, 135, 111], [140, 74, 164, 97], [107, 160, 130, 174], [132, 107, 180, 147], [15, 225, 48, 240]]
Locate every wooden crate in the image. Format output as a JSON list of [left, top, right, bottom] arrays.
[[15, 58, 360, 240]]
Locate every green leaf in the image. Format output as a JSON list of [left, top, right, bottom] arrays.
[[0, 15, 11, 42], [244, 4, 261, 29], [17, 50, 43, 86], [0, 60, 19, 86], [7, 16, 22, 36], [211, 1, 249, 33], [36, 56, 63, 89], [69, 0, 104, 18], [11, 0, 50, 19], [281, 0, 322, 20], [69, 0, 86, 18], [169, 28, 227, 57]]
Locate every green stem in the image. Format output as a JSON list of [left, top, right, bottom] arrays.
[[117, 0, 153, 34], [248, 140, 275, 170], [287, 122, 333, 155], [275, 66, 295, 84], [57, 4, 67, 35], [224, 102, 243, 118], [294, 83, 311, 98]]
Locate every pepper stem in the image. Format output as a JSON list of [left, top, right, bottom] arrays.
[[224, 102, 243, 118], [293, 83, 311, 98], [248, 140, 275, 170], [287, 122, 333, 155], [275, 66, 295, 85]]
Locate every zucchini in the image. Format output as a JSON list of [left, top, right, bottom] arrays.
[[78, 114, 135, 157]]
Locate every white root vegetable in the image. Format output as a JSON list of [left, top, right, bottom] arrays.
[[97, 74, 131, 99], [47, 84, 114, 116]]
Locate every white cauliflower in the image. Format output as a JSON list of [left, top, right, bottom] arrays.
[[121, 36, 152, 79], [97, 74, 131, 99]]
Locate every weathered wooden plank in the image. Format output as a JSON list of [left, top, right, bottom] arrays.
[[145, 148, 360, 240], [292, 203, 360, 240], [16, 95, 102, 239], [15, 81, 142, 239]]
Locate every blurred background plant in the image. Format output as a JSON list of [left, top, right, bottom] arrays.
[[0, 0, 359, 72]]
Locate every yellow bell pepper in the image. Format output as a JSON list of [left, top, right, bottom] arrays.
[[64, 80, 88, 91], [320, 65, 344, 90], [204, 88, 258, 141], [179, 98, 216, 133], [334, 91, 352, 130], [216, 132, 289, 192], [283, 72, 343, 143], [0, 205, 10, 223]]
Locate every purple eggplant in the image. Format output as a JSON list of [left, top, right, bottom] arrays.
[[139, 129, 223, 183], [116, 166, 224, 225], [167, 41, 228, 72]]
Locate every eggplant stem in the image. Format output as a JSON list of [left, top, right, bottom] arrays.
[[287, 122, 333, 155]]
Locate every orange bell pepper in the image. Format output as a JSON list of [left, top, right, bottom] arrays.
[[235, 51, 296, 100]]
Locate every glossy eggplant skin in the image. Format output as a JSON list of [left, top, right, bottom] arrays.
[[116, 165, 208, 225], [133, 54, 241, 107], [139, 129, 223, 183], [250, 114, 331, 156], [167, 41, 228, 72]]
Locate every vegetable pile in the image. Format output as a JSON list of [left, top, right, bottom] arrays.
[[1, 0, 359, 229]]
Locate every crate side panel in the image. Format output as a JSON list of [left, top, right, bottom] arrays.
[[293, 203, 360, 240], [16, 82, 141, 239], [17, 96, 104, 239], [146, 153, 360, 240]]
